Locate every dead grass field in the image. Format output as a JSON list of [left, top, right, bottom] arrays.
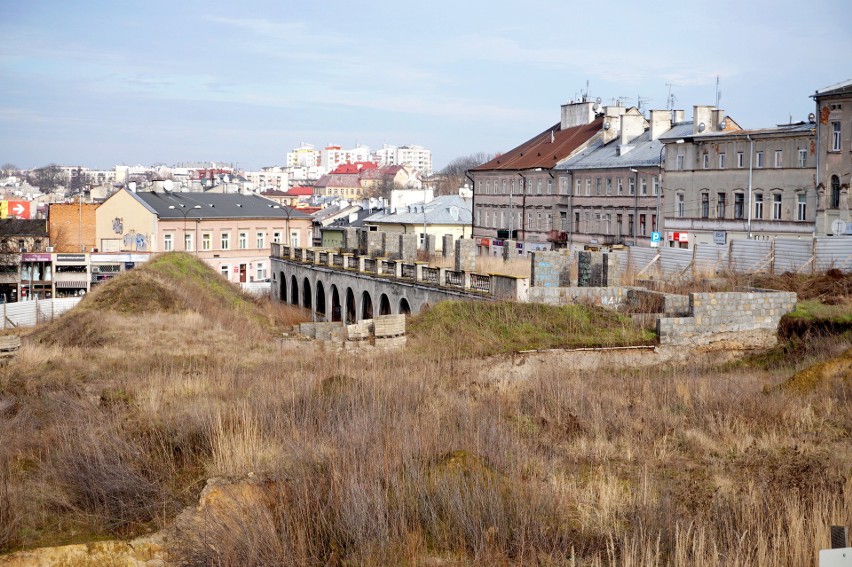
[[0, 253, 849, 566]]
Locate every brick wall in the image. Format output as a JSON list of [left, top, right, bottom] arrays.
[[48, 203, 98, 252]]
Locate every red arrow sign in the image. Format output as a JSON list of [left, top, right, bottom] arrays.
[[7, 201, 30, 219]]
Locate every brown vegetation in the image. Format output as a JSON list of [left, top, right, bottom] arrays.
[[0, 254, 849, 566]]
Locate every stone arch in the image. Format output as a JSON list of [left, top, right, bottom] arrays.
[[330, 285, 342, 322], [302, 277, 312, 310], [315, 280, 326, 320], [290, 275, 299, 305], [279, 271, 286, 302], [379, 293, 391, 316], [399, 297, 411, 316], [345, 287, 356, 324], [361, 290, 373, 320]]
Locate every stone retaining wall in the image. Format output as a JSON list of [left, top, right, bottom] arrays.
[[528, 286, 636, 307], [657, 290, 797, 347]]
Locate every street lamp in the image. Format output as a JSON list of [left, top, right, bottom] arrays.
[[168, 204, 201, 252]]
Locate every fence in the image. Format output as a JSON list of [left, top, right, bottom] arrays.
[[240, 282, 272, 296], [2, 297, 82, 329], [621, 237, 852, 278]]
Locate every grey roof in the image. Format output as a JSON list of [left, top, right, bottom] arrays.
[[130, 190, 310, 220], [363, 194, 472, 226], [555, 130, 663, 171], [814, 79, 852, 97], [658, 121, 813, 142], [658, 122, 695, 142]]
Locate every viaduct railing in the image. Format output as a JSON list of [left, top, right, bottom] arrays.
[[271, 243, 527, 301]]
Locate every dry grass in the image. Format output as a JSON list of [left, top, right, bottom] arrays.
[[0, 255, 849, 564]]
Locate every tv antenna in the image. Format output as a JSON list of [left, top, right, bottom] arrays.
[[665, 83, 678, 110], [715, 75, 721, 107], [637, 95, 652, 112]]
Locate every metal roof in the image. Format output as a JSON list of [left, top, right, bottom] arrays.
[[814, 79, 852, 97], [363, 194, 472, 226], [555, 130, 663, 171], [658, 121, 813, 142], [470, 119, 603, 172], [130, 190, 311, 220]]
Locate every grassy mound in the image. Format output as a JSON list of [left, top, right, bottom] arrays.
[[408, 300, 655, 358], [30, 252, 305, 347]]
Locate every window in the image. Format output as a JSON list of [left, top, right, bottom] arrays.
[[502, 179, 507, 194], [511, 180, 516, 195], [676, 154, 684, 170], [716, 192, 726, 219], [797, 149, 807, 168], [606, 177, 612, 195], [537, 211, 542, 228], [754, 193, 763, 219], [756, 151, 764, 168], [290, 231, 300, 247], [640, 178, 647, 196], [527, 212, 533, 229], [702, 154, 709, 169], [639, 214, 647, 236], [574, 211, 580, 232], [256, 232, 265, 249], [719, 153, 726, 169], [628, 214, 634, 235], [772, 194, 782, 220], [832, 122, 841, 151], [499, 210, 505, 228], [585, 179, 591, 195], [652, 176, 660, 196], [676, 193, 685, 217], [184, 232, 193, 251], [202, 233, 212, 251], [701, 193, 710, 218], [220, 265, 230, 279], [734, 193, 745, 219], [272, 232, 281, 244], [560, 178, 567, 195], [221, 232, 231, 250], [797, 194, 807, 221], [256, 264, 267, 281], [774, 150, 782, 168], [831, 175, 841, 208], [737, 152, 744, 168], [164, 233, 173, 251], [476, 209, 481, 226], [575, 179, 581, 195], [617, 178, 623, 194], [547, 179, 552, 195], [537, 179, 542, 195], [628, 178, 635, 196], [595, 178, 601, 195]]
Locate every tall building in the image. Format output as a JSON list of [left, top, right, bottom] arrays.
[[813, 80, 852, 235], [374, 144, 433, 175]]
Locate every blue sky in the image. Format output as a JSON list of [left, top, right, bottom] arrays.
[[1, 0, 850, 172]]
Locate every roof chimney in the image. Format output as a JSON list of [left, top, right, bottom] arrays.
[[693, 105, 718, 135], [561, 100, 597, 129], [671, 109, 685, 124], [619, 111, 647, 146], [649, 110, 672, 141], [601, 105, 626, 144]]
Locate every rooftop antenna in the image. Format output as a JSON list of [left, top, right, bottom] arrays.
[[617, 96, 630, 107], [638, 95, 652, 112], [665, 83, 678, 111], [715, 75, 721, 107]]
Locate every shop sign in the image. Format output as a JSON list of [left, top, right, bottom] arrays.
[[713, 231, 727, 245], [667, 232, 689, 243], [56, 253, 87, 263], [22, 253, 51, 262]]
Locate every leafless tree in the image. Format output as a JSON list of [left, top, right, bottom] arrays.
[[27, 164, 64, 192], [435, 152, 494, 195]]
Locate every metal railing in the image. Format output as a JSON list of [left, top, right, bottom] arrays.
[[319, 251, 328, 264], [333, 255, 344, 268], [364, 258, 377, 274], [445, 270, 464, 288], [422, 266, 439, 284], [401, 263, 416, 279], [470, 273, 491, 293]]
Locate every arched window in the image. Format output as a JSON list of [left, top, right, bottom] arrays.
[[831, 175, 841, 209]]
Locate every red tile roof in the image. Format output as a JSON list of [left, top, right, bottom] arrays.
[[286, 186, 314, 196], [471, 118, 603, 171], [330, 162, 378, 174]]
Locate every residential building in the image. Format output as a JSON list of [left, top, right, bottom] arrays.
[[374, 144, 433, 175], [469, 99, 603, 256], [661, 105, 815, 247], [95, 190, 312, 282], [287, 143, 321, 168], [813, 79, 852, 235], [320, 144, 372, 171], [362, 193, 472, 251], [555, 107, 672, 248]]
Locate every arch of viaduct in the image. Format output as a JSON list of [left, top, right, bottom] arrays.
[[271, 257, 488, 323]]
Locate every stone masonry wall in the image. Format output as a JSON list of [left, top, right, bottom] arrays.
[[529, 286, 635, 308], [530, 251, 572, 288], [657, 290, 797, 347]]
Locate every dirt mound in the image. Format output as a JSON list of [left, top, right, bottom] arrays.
[[781, 347, 852, 393], [82, 271, 184, 315]]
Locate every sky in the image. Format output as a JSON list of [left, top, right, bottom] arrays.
[[1, 0, 850, 173]]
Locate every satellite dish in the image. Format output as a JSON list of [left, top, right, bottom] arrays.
[[163, 180, 174, 191], [603, 121, 611, 130], [698, 122, 706, 132], [595, 97, 602, 104], [719, 119, 727, 130], [830, 219, 847, 235], [808, 112, 816, 123]]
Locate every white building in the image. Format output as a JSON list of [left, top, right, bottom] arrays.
[[287, 143, 320, 168], [320, 144, 372, 170], [374, 144, 433, 175]]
